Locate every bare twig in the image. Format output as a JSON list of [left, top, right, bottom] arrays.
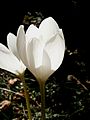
[[0, 87, 23, 96], [67, 75, 88, 90]]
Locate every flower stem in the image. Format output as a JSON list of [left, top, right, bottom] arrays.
[[19, 73, 32, 120], [39, 81, 46, 120]]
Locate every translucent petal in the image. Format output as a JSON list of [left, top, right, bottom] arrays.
[[17, 25, 29, 68], [26, 39, 36, 76], [35, 50, 54, 82], [59, 29, 64, 39], [44, 33, 65, 70], [31, 38, 43, 68], [7, 33, 20, 59], [39, 17, 60, 44], [26, 38, 43, 76], [26, 24, 40, 41], [0, 43, 23, 75], [27, 43, 54, 81]]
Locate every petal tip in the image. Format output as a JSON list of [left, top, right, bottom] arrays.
[[18, 25, 24, 33], [43, 17, 56, 23]]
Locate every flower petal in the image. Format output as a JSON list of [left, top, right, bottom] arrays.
[[7, 33, 20, 59], [0, 43, 23, 75], [44, 33, 65, 70], [17, 25, 29, 68], [26, 38, 43, 76], [27, 41, 54, 81], [35, 50, 54, 82], [31, 38, 43, 68], [26, 39, 36, 76], [26, 24, 40, 41], [59, 29, 64, 40], [39, 17, 60, 44]]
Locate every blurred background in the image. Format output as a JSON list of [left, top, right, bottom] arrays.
[[0, 0, 87, 49]]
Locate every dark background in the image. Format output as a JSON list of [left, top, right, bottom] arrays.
[[0, 0, 89, 64]]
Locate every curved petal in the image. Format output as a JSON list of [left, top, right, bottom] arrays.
[[26, 39, 36, 77], [7, 33, 20, 60], [27, 42, 54, 82], [59, 29, 64, 39], [30, 38, 43, 68], [0, 43, 23, 75], [39, 17, 60, 44], [26, 38, 43, 76], [17, 25, 29, 68], [26, 24, 40, 41], [44, 33, 65, 71], [35, 50, 54, 82]]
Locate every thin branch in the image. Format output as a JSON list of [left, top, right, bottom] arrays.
[[0, 87, 23, 96], [0, 87, 16, 94], [68, 75, 88, 90]]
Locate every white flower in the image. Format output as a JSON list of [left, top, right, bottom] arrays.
[[17, 17, 65, 82], [0, 33, 26, 75]]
